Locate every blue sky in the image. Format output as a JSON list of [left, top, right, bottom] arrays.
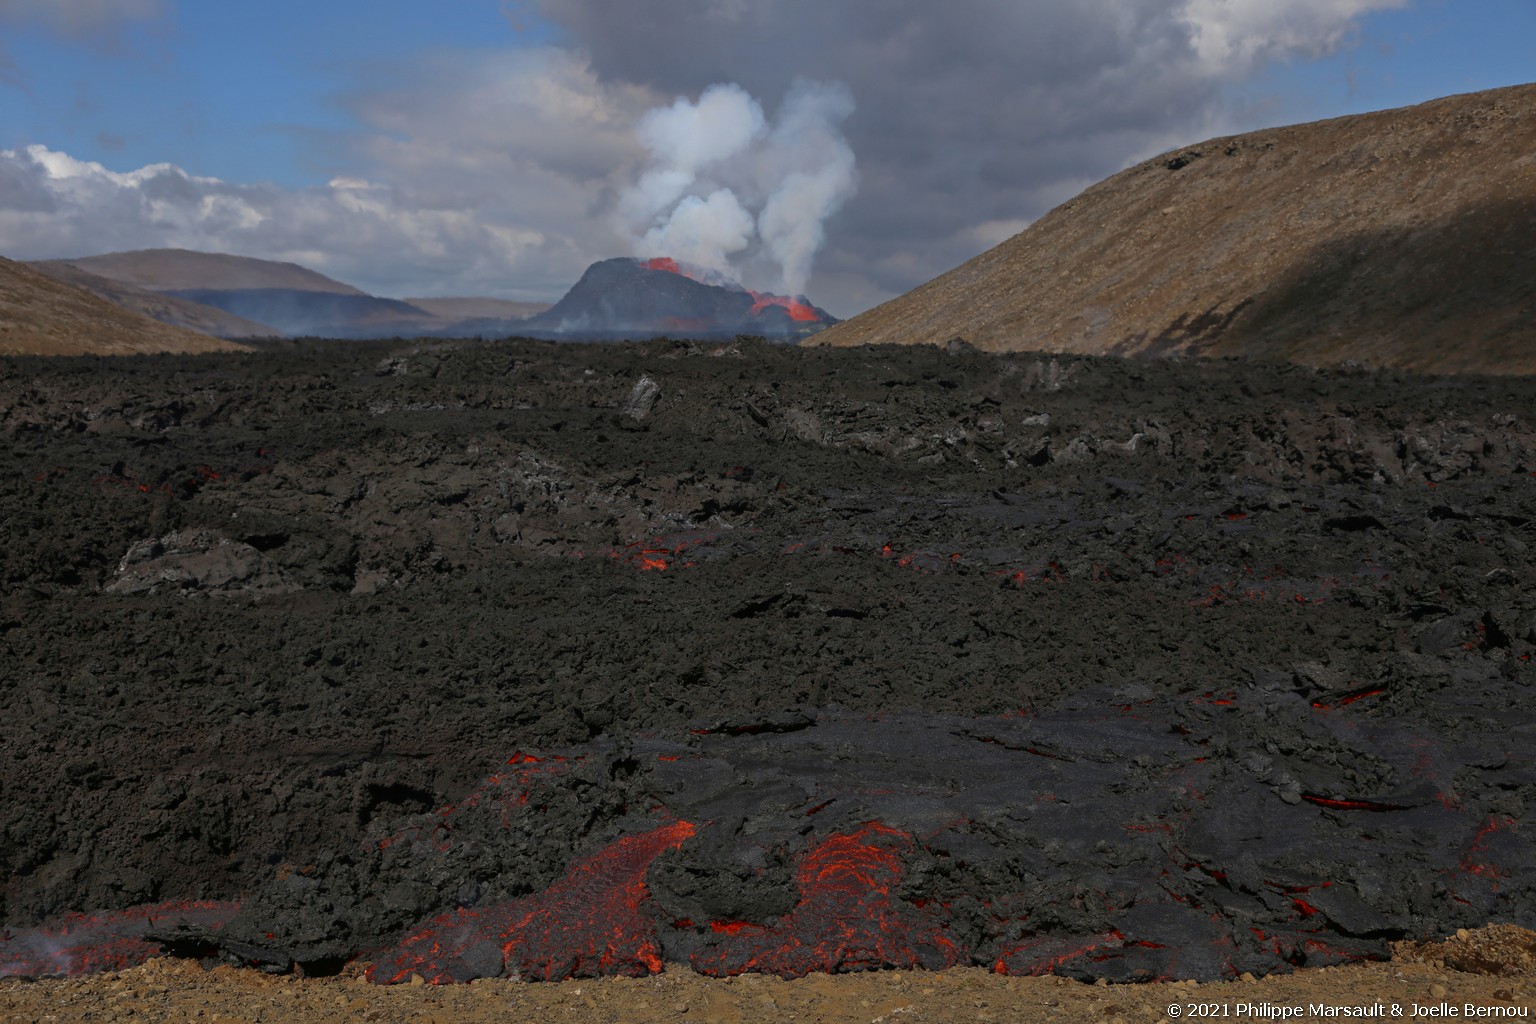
[[1230, 1, 1536, 122], [1, 1, 1532, 313]]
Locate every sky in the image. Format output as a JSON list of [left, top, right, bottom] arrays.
[[0, 0, 1532, 316]]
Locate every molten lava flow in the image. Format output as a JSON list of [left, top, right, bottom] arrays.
[[609, 531, 720, 572], [0, 901, 239, 979], [644, 257, 682, 275], [748, 291, 820, 323], [689, 822, 964, 978], [369, 821, 696, 984], [992, 932, 1122, 976]]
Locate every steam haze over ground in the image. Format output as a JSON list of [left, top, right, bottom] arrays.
[[1, 1, 1534, 315]]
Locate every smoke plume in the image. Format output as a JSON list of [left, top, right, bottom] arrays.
[[619, 79, 856, 296]]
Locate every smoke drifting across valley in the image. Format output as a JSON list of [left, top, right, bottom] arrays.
[[618, 79, 856, 296]]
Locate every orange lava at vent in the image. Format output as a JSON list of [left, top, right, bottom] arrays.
[[641, 256, 819, 321], [0, 900, 239, 979], [689, 821, 965, 978], [748, 291, 820, 322], [369, 821, 695, 985]]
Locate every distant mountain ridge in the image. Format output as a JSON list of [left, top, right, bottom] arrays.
[[811, 83, 1536, 375], [159, 288, 433, 339], [38, 249, 367, 295], [0, 256, 245, 356], [29, 249, 549, 340], [28, 261, 277, 339]]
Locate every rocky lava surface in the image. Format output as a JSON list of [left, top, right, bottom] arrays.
[[1, 338, 1532, 983]]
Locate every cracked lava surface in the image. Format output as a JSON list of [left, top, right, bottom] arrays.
[[1, 338, 1532, 988]]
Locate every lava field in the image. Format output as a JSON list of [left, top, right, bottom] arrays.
[[1, 337, 1532, 984]]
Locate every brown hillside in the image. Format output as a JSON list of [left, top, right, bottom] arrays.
[[43, 249, 366, 295], [29, 261, 279, 338], [0, 257, 245, 356], [812, 83, 1536, 375]]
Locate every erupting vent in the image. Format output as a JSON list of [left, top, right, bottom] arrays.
[[518, 257, 837, 341]]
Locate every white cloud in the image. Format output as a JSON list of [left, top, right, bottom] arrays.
[[1181, 0, 1409, 72], [529, 0, 1409, 312], [0, 47, 654, 300], [0, 3, 1411, 315], [1, 142, 547, 297]]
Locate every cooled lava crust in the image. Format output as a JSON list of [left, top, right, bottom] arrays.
[[1, 337, 1532, 983]]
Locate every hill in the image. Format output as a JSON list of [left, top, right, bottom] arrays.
[[33, 249, 550, 339], [41, 249, 366, 295], [156, 287, 436, 338], [811, 83, 1536, 375], [28, 261, 278, 338], [0, 256, 245, 356]]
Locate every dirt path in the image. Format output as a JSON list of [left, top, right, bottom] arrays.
[[2, 942, 1533, 1024]]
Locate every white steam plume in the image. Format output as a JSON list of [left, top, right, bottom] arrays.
[[619, 82, 765, 235], [641, 188, 756, 273], [619, 78, 856, 296], [753, 80, 856, 296]]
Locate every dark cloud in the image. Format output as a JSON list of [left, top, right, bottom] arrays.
[[526, 0, 1404, 311], [1, 2, 1403, 314]]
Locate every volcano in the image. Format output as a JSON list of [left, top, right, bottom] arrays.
[[519, 257, 837, 341]]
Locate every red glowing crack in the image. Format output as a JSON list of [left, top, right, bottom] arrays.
[[368, 820, 696, 984], [1300, 794, 1409, 812], [0, 900, 239, 979], [993, 931, 1122, 976], [375, 753, 573, 853], [1457, 815, 1518, 889], [690, 821, 965, 978]]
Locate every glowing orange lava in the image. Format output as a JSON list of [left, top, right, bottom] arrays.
[[748, 291, 820, 322], [370, 820, 697, 984], [690, 821, 964, 978]]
